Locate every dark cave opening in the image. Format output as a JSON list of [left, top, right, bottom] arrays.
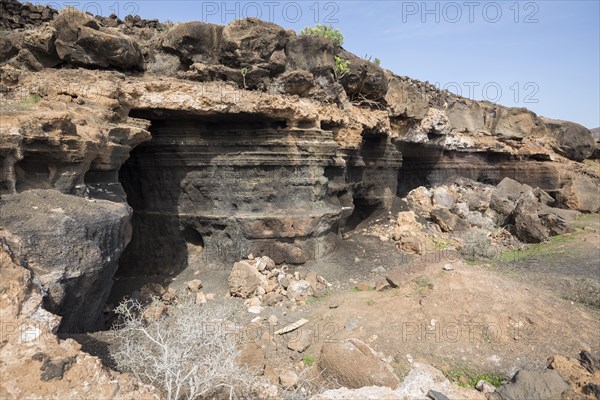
[[14, 154, 53, 192], [114, 110, 317, 283], [343, 134, 403, 232]]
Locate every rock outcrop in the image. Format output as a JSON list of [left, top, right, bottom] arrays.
[[0, 244, 160, 399], [0, 190, 132, 332], [1, 6, 599, 335]]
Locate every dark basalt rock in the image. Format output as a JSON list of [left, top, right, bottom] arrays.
[[0, 190, 132, 332], [337, 49, 388, 102], [285, 35, 335, 76], [117, 111, 402, 273], [161, 21, 223, 65], [52, 11, 144, 70], [219, 18, 289, 73], [544, 118, 596, 161]]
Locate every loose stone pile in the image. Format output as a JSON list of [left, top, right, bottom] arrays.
[[228, 255, 330, 314]]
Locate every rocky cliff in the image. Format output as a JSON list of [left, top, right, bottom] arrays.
[[1, 4, 598, 333]]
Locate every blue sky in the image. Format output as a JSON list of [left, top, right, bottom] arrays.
[[54, 1, 600, 128]]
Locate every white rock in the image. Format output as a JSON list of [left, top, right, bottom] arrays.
[[247, 305, 264, 314], [268, 315, 278, 325], [256, 286, 266, 296], [186, 279, 203, 293], [195, 292, 207, 304], [248, 297, 262, 307], [476, 380, 496, 393], [287, 280, 314, 297], [278, 370, 298, 388]]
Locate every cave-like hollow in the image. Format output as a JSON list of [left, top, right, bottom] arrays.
[[115, 109, 351, 286]]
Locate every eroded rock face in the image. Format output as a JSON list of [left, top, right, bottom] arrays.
[[0, 245, 160, 399], [160, 21, 223, 65], [118, 114, 343, 270], [52, 11, 144, 70], [0, 190, 132, 332], [1, 7, 599, 336]]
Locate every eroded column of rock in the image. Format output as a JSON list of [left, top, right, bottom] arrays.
[[118, 112, 345, 275]]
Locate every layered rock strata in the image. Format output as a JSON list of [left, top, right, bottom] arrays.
[[0, 6, 598, 332]]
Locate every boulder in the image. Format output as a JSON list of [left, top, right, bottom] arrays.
[[492, 107, 539, 140], [287, 329, 312, 353], [160, 21, 223, 65], [385, 76, 429, 119], [533, 187, 554, 205], [273, 69, 314, 96], [432, 186, 456, 209], [319, 338, 400, 389], [186, 279, 202, 293], [405, 187, 433, 217], [538, 212, 573, 236], [285, 35, 334, 75], [430, 207, 470, 232], [446, 99, 486, 134], [17, 25, 60, 70], [495, 370, 570, 400], [396, 362, 484, 400], [556, 175, 600, 212], [278, 370, 298, 388], [0, 190, 132, 332], [220, 18, 288, 72], [52, 9, 143, 70], [495, 177, 534, 201], [543, 117, 596, 161], [508, 192, 549, 243], [228, 260, 265, 298], [337, 49, 388, 101], [0, 31, 22, 63]]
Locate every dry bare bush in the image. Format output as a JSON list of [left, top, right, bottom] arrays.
[[146, 52, 181, 76], [110, 297, 253, 400]]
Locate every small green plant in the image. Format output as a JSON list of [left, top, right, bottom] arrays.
[[333, 56, 350, 81], [18, 93, 41, 110], [306, 291, 331, 304], [444, 368, 505, 388], [363, 54, 381, 66], [302, 354, 315, 367], [300, 24, 344, 47], [240, 67, 248, 89]]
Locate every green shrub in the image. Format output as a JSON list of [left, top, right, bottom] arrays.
[[17, 93, 42, 110], [333, 56, 350, 81], [300, 24, 344, 47], [302, 354, 315, 367]]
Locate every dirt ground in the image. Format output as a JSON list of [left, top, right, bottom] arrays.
[[76, 211, 600, 386]]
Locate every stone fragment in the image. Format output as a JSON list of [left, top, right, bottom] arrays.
[[319, 338, 400, 389], [186, 279, 202, 293]]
